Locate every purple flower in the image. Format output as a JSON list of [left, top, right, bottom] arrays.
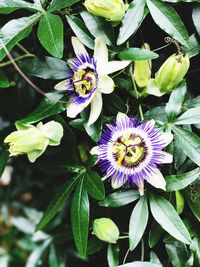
[[54, 37, 130, 126], [91, 113, 173, 195]]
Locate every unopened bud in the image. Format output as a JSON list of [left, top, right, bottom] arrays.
[[155, 53, 189, 92], [93, 218, 120, 244], [84, 0, 128, 22], [133, 43, 151, 88], [4, 121, 63, 163]]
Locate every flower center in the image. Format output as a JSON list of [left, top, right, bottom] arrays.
[[112, 132, 146, 167], [72, 68, 97, 97]]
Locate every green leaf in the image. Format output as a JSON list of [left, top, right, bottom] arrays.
[[36, 174, 80, 230], [175, 191, 185, 215], [54, 115, 81, 163], [119, 48, 158, 61], [117, 0, 146, 45], [174, 107, 200, 125], [0, 70, 9, 88], [26, 238, 52, 267], [81, 108, 102, 142], [107, 244, 119, 267], [186, 33, 200, 58], [184, 95, 200, 109], [19, 56, 68, 80], [37, 13, 63, 58], [0, 0, 41, 14], [149, 193, 191, 244], [66, 15, 94, 49], [80, 11, 113, 46], [165, 241, 192, 267], [104, 93, 127, 114], [0, 14, 41, 60], [48, 0, 80, 12], [87, 237, 104, 256], [71, 177, 89, 258], [87, 237, 105, 256], [166, 168, 200, 192], [146, 0, 190, 48], [190, 236, 200, 266], [0, 148, 9, 178], [144, 106, 167, 122], [38, 163, 84, 174], [118, 262, 162, 267], [16, 92, 66, 125], [172, 126, 200, 166], [184, 179, 200, 221], [99, 190, 140, 208], [174, 139, 187, 170], [148, 222, 164, 248], [129, 195, 149, 250], [165, 81, 186, 122], [49, 244, 60, 267], [192, 5, 200, 36], [85, 171, 105, 201], [150, 251, 163, 266]]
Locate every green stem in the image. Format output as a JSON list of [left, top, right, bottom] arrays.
[[16, 43, 32, 54], [118, 235, 129, 239], [122, 248, 130, 264], [0, 54, 35, 68], [129, 66, 144, 121], [140, 238, 144, 261]]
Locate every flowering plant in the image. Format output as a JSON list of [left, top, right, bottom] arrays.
[[0, 0, 200, 266]]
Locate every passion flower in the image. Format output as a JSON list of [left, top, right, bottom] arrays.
[[54, 37, 130, 126], [91, 113, 173, 195]]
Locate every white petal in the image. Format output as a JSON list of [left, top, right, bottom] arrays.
[[111, 177, 124, 189], [71, 36, 88, 57], [98, 75, 115, 94], [116, 112, 129, 124], [67, 101, 89, 118], [156, 151, 173, 164], [162, 131, 174, 147], [146, 79, 165, 97], [148, 169, 166, 190], [87, 92, 103, 126], [105, 60, 131, 75], [90, 146, 98, 155], [94, 37, 108, 74], [137, 180, 144, 196], [54, 80, 68, 91]]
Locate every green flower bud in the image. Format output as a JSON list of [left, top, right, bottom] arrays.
[[154, 53, 190, 93], [84, 0, 128, 22], [93, 218, 120, 244], [133, 43, 152, 88], [4, 121, 63, 163]]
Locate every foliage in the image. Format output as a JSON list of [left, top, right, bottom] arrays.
[[0, 0, 200, 266]]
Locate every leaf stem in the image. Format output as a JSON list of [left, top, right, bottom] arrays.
[[0, 54, 35, 68], [129, 66, 144, 121], [140, 238, 144, 261], [118, 235, 129, 239], [16, 43, 32, 55], [122, 248, 130, 264]]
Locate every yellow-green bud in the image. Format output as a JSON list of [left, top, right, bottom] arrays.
[[154, 53, 190, 92], [93, 218, 120, 244], [84, 0, 128, 22], [4, 121, 63, 163], [133, 43, 152, 88]]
